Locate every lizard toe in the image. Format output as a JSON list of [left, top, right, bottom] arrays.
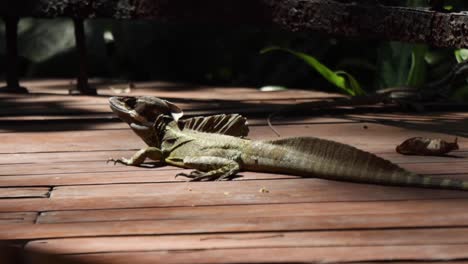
[[175, 173, 191, 179], [106, 158, 120, 165], [176, 170, 204, 180], [107, 158, 130, 166]]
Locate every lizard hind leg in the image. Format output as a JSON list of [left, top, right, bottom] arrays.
[[175, 156, 240, 181]]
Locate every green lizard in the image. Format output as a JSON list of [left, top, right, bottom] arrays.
[[109, 96, 468, 190]]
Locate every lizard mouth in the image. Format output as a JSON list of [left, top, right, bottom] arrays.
[[109, 96, 144, 124], [109, 96, 135, 113]]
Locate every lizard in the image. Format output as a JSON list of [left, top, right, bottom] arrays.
[[108, 96, 468, 191]]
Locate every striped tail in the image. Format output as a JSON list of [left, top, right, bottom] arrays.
[[261, 137, 468, 191], [368, 169, 468, 191]]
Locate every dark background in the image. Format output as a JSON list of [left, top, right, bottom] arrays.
[[0, 0, 467, 96]]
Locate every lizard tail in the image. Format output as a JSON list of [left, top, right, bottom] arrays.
[[259, 137, 468, 191], [373, 171, 468, 191]]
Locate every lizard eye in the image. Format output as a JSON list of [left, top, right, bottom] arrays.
[[122, 97, 137, 109], [165, 138, 177, 144]]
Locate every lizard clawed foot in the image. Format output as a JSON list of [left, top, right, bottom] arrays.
[[175, 170, 236, 181], [175, 170, 204, 180], [107, 157, 130, 166]]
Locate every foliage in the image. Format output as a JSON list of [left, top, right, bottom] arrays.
[[455, 49, 468, 63], [261, 46, 365, 96], [407, 44, 428, 88], [0, 0, 467, 99]]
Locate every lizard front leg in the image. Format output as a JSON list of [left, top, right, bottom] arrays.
[[175, 156, 240, 181], [108, 147, 163, 166]]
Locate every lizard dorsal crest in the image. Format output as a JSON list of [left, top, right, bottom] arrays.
[[180, 114, 249, 137]]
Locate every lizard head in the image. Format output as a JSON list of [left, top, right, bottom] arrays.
[[109, 96, 183, 125], [109, 96, 183, 147]]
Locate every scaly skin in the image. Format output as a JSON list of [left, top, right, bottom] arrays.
[[109, 96, 468, 190]]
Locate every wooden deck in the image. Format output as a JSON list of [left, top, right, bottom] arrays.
[[1, 80, 468, 263]]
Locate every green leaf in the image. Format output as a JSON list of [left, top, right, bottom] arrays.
[[425, 50, 446, 65], [377, 42, 413, 88], [407, 44, 428, 88], [335, 71, 366, 96], [455, 49, 468, 63], [261, 46, 365, 96], [444, 5, 454, 11]]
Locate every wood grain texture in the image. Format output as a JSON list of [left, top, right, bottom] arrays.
[[0, 122, 464, 154], [0, 187, 50, 199], [1, 80, 468, 263], [1, 178, 468, 212], [2, 200, 468, 239], [60, 246, 468, 264], [24, 228, 468, 254], [0, 170, 299, 187], [0, 212, 37, 224], [36, 199, 468, 224]]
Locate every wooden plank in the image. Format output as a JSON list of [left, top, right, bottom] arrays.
[[0, 212, 37, 224], [3, 199, 468, 239], [0, 150, 136, 164], [350, 112, 468, 124], [0, 160, 166, 176], [37, 199, 468, 224], [2, 178, 468, 212], [60, 246, 468, 264], [0, 171, 297, 187], [19, 80, 334, 100], [402, 162, 468, 175], [0, 130, 145, 154], [4, 212, 468, 240], [0, 119, 125, 132], [48, 179, 468, 200], [24, 228, 468, 254], [0, 122, 464, 154], [0, 81, 338, 120], [378, 151, 468, 163], [0, 187, 50, 199]]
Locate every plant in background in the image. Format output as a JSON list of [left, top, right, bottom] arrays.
[[261, 46, 366, 96], [452, 48, 468, 100]]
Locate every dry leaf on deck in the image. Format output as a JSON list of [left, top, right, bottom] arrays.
[[396, 137, 459, 156]]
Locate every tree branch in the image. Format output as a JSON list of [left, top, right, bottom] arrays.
[[1, 0, 467, 48]]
